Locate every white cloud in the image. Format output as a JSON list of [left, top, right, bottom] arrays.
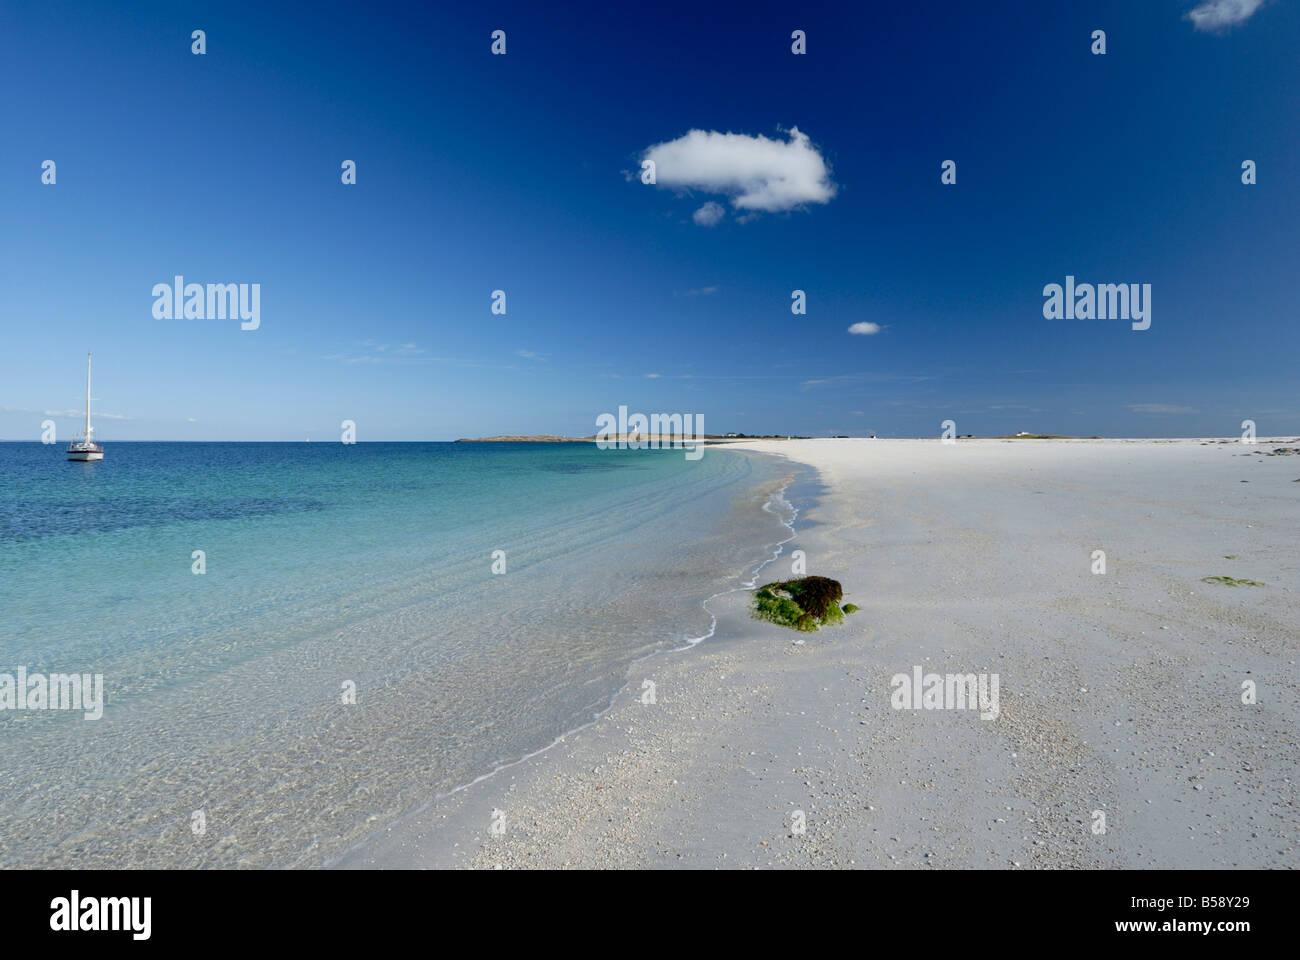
[[1186, 0, 1266, 32], [847, 322, 881, 335], [682, 285, 719, 296], [644, 373, 662, 379], [515, 349, 547, 360], [40, 407, 131, 421], [643, 127, 835, 216], [322, 354, 384, 364], [324, 341, 437, 365], [803, 372, 935, 390], [693, 201, 725, 226], [187, 417, 198, 423], [1128, 403, 1196, 414]]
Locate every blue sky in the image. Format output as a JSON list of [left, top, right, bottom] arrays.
[[2, 0, 1296, 440]]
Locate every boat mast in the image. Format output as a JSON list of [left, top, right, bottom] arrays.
[[85, 352, 93, 440]]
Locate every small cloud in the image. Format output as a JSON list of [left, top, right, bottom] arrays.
[[641, 126, 836, 216], [850, 410, 865, 416], [187, 417, 198, 423], [321, 353, 384, 365], [1128, 403, 1197, 414], [848, 322, 882, 335], [515, 349, 547, 361], [693, 201, 725, 227], [323, 341, 440, 365], [644, 373, 662, 379], [803, 372, 935, 390], [1186, 0, 1267, 32], [682, 285, 720, 297], [40, 407, 131, 421]]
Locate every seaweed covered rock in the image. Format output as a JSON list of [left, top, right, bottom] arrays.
[[753, 576, 850, 631]]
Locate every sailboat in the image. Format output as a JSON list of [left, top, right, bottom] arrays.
[[66, 352, 104, 461]]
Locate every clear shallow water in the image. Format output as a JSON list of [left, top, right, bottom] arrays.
[[0, 442, 801, 867]]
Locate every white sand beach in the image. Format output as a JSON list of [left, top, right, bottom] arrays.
[[339, 438, 1300, 869]]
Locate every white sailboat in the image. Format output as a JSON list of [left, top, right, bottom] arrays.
[[66, 352, 104, 461]]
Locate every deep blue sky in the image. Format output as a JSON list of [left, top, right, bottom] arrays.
[[2, 0, 1296, 440]]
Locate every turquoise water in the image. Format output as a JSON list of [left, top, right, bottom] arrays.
[[0, 442, 799, 867]]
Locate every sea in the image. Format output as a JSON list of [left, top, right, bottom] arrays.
[[0, 441, 809, 867]]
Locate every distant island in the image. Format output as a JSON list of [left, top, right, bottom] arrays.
[[995, 432, 1101, 439], [455, 435, 591, 443], [456, 433, 807, 443]]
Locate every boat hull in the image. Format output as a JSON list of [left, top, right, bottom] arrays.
[[67, 450, 104, 461]]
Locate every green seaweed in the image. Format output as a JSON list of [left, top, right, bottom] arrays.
[[1201, 575, 1265, 587], [753, 576, 848, 631], [753, 589, 807, 627], [842, 603, 860, 614]]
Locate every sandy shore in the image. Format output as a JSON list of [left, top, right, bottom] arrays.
[[337, 438, 1299, 869]]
